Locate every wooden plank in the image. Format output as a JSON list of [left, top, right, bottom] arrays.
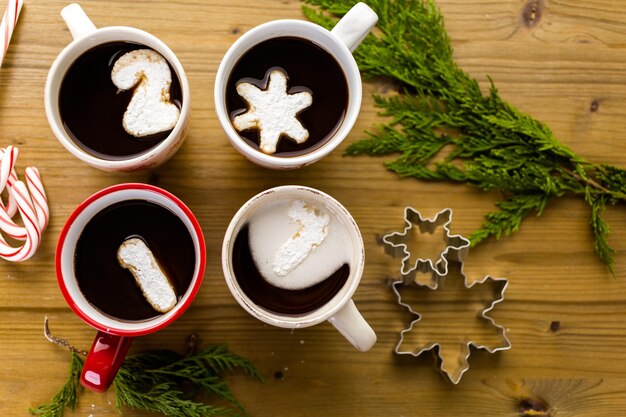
[[1, 0, 626, 416]]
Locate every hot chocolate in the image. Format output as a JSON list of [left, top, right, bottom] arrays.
[[74, 200, 195, 321], [225, 37, 349, 157], [231, 199, 352, 315], [59, 41, 183, 160]]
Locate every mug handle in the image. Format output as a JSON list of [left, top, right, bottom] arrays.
[[61, 3, 97, 40], [328, 299, 376, 352], [330, 2, 378, 52], [81, 331, 133, 392]]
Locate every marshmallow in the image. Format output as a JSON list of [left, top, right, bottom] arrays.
[[233, 68, 312, 154], [248, 198, 351, 290], [272, 200, 330, 277], [117, 237, 177, 313], [111, 49, 180, 137]]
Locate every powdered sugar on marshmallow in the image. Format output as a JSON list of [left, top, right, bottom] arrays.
[[248, 199, 351, 290], [273, 200, 330, 276], [117, 237, 177, 313], [233, 68, 312, 154], [111, 49, 180, 137]]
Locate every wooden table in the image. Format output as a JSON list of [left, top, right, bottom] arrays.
[[2, 0, 626, 415]]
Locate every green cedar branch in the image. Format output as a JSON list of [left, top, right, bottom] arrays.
[[302, 0, 626, 271], [29, 352, 84, 417], [30, 346, 262, 417]]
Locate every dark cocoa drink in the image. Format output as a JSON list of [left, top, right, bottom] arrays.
[[74, 200, 195, 321], [59, 42, 183, 160], [232, 225, 350, 315], [225, 37, 348, 157]]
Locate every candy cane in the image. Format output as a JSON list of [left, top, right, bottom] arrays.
[[0, 181, 40, 261], [0, 0, 23, 68], [0, 145, 49, 262], [0, 147, 25, 239], [25, 167, 48, 230]]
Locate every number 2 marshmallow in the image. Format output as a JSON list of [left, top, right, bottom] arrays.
[[111, 49, 180, 137]]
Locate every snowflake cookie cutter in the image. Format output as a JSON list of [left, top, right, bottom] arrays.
[[382, 208, 470, 289], [383, 207, 510, 384], [391, 266, 510, 384]]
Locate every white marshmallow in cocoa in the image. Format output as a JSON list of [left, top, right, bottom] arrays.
[[117, 237, 177, 313], [233, 68, 312, 154], [111, 49, 180, 137]]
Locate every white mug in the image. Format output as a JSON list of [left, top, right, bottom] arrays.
[[44, 4, 191, 172], [214, 3, 378, 169], [222, 185, 376, 352]]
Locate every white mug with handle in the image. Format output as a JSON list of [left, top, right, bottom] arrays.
[[44, 3, 191, 172], [222, 185, 377, 352], [214, 3, 378, 169]]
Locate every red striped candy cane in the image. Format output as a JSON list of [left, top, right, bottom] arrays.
[[0, 180, 40, 261], [0, 146, 25, 239], [0, 0, 23, 68], [25, 166, 48, 230], [0, 146, 49, 262], [0, 147, 19, 217]]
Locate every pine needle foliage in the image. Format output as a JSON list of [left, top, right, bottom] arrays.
[[29, 352, 84, 417], [30, 346, 262, 417], [302, 0, 626, 271], [114, 346, 262, 417]]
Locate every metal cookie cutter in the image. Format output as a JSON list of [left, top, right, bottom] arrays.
[[382, 208, 470, 289], [383, 207, 510, 384]]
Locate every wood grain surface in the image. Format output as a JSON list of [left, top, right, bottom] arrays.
[[2, 0, 626, 415]]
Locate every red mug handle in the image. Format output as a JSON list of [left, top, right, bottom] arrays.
[[81, 331, 133, 392]]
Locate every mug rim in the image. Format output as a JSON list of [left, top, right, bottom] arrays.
[[55, 183, 206, 336], [44, 26, 191, 171], [221, 185, 366, 328], [214, 19, 363, 169]]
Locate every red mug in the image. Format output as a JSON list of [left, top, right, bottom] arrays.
[[56, 183, 206, 392]]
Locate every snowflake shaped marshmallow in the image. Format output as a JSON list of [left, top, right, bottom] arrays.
[[232, 68, 313, 154]]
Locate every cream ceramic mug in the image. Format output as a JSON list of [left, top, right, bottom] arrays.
[[222, 185, 376, 352], [44, 4, 190, 172], [214, 3, 378, 169]]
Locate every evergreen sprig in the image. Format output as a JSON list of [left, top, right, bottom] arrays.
[[115, 346, 262, 416], [30, 346, 262, 417], [29, 352, 84, 417], [303, 0, 626, 271]]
